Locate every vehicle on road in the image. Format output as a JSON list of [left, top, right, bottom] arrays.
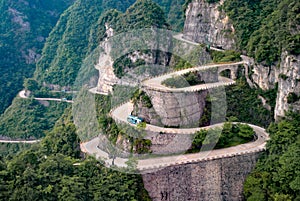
[[127, 115, 144, 125]]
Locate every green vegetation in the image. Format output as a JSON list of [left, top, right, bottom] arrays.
[[0, 0, 73, 114], [244, 113, 300, 201], [210, 50, 241, 63], [34, 0, 107, 86], [152, 0, 186, 31], [170, 55, 193, 70], [170, 45, 209, 71], [0, 108, 151, 201], [0, 143, 33, 159], [225, 78, 274, 128], [199, 95, 213, 127], [287, 92, 300, 104], [0, 98, 67, 139], [162, 72, 205, 88], [162, 75, 189, 88], [188, 122, 254, 153], [96, 93, 151, 154], [257, 84, 278, 110], [206, 0, 220, 3], [279, 73, 289, 80], [109, 0, 169, 33], [132, 90, 153, 108], [114, 56, 146, 78], [198, 77, 275, 128], [223, 0, 300, 64], [133, 138, 152, 154], [35, 0, 187, 86]]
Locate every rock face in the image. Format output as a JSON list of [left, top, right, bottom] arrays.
[[95, 25, 119, 93], [144, 131, 193, 155], [183, 0, 236, 50], [275, 52, 300, 120], [95, 26, 173, 94], [243, 52, 300, 120], [142, 90, 209, 127], [242, 55, 279, 91], [142, 152, 260, 201]]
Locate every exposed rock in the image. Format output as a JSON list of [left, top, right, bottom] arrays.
[[94, 25, 119, 93], [8, 7, 30, 32], [116, 134, 131, 153], [251, 63, 279, 91], [183, 0, 236, 50], [23, 48, 41, 64], [95, 26, 173, 94], [275, 52, 300, 120], [133, 100, 163, 126], [242, 54, 279, 91], [243, 52, 300, 120], [144, 130, 193, 155], [142, 152, 260, 201], [143, 90, 208, 127], [258, 95, 272, 111]]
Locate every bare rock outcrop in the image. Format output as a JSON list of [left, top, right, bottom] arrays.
[[183, 0, 236, 50], [142, 90, 208, 128], [275, 52, 300, 120]]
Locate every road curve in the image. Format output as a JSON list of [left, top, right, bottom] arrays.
[[81, 122, 269, 171], [19, 90, 74, 103], [173, 34, 225, 52], [141, 62, 244, 93], [0, 139, 41, 144], [112, 102, 226, 134], [82, 59, 269, 171]]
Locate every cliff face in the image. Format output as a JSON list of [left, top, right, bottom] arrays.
[[142, 152, 260, 201], [95, 26, 118, 93], [141, 90, 209, 127], [183, 0, 236, 50], [242, 55, 280, 91], [243, 52, 300, 120], [275, 52, 300, 120], [95, 26, 173, 94]]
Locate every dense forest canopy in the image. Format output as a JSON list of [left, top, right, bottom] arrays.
[[222, 0, 300, 64], [0, 108, 151, 201], [0, 0, 73, 114], [244, 113, 300, 200], [34, 0, 185, 87]]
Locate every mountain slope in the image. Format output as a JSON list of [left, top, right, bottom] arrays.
[[0, 0, 73, 114], [34, 0, 136, 87], [223, 0, 300, 64], [34, 0, 172, 87]]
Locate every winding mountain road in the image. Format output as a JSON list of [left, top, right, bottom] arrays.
[[10, 34, 268, 172], [0, 139, 41, 144], [142, 62, 244, 92], [173, 34, 225, 52], [19, 90, 74, 103], [83, 61, 269, 171], [82, 121, 269, 171]]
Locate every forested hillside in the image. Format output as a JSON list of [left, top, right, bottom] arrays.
[[0, 108, 151, 201], [34, 0, 185, 87], [222, 0, 300, 64], [0, 0, 74, 114], [244, 113, 300, 200], [0, 98, 68, 139]]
